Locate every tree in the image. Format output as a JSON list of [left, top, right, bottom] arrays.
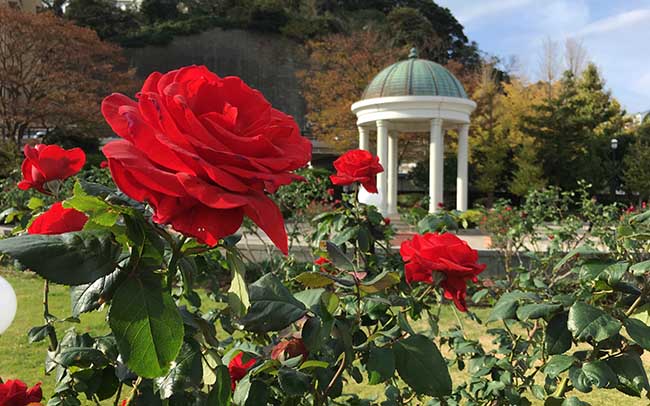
[[523, 65, 626, 191], [65, 0, 140, 40], [386, 7, 440, 58], [0, 6, 136, 147], [538, 37, 561, 100], [564, 37, 588, 76], [140, 0, 180, 23], [623, 122, 650, 203], [299, 30, 403, 151], [469, 61, 509, 204]]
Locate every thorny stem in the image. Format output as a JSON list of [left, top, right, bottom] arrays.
[[625, 293, 644, 317], [113, 383, 123, 406], [43, 280, 58, 351], [323, 352, 346, 400]]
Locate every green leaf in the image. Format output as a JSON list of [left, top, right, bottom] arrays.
[[65, 182, 120, 227], [155, 339, 203, 399], [367, 346, 395, 385], [582, 360, 617, 389], [545, 312, 572, 355], [295, 272, 335, 288], [278, 367, 311, 396], [70, 269, 121, 316], [607, 353, 650, 397], [629, 303, 650, 324], [326, 241, 354, 270], [233, 376, 268, 406], [393, 334, 451, 397], [27, 197, 44, 210], [562, 397, 590, 406], [567, 302, 621, 342], [227, 252, 250, 318], [241, 273, 307, 333], [488, 290, 533, 322], [553, 245, 600, 272], [330, 225, 360, 245], [516, 303, 562, 321], [630, 260, 650, 276], [28, 325, 52, 343], [0, 231, 121, 285], [109, 272, 184, 378], [569, 366, 593, 393], [623, 318, 650, 350], [359, 271, 400, 294], [207, 365, 231, 406], [543, 355, 575, 378]]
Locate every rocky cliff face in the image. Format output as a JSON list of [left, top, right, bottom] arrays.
[[125, 27, 307, 128]]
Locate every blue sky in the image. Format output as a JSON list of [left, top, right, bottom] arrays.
[[436, 0, 650, 113]]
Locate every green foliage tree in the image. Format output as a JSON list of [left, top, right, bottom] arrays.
[[65, 0, 140, 40], [523, 65, 626, 191], [623, 122, 650, 203], [386, 7, 439, 57], [510, 137, 547, 196], [140, 0, 180, 23]]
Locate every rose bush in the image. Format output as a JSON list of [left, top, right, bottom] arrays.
[[1, 68, 650, 406]]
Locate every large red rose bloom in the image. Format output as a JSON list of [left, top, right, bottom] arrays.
[[101, 66, 311, 254], [330, 149, 383, 193], [28, 202, 88, 235], [228, 352, 256, 391], [400, 232, 486, 312], [0, 379, 42, 406], [18, 144, 85, 194]]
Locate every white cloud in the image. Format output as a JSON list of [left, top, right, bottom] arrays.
[[577, 8, 650, 36]]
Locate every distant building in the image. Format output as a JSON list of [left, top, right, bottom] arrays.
[[0, 0, 41, 12], [633, 110, 650, 125]]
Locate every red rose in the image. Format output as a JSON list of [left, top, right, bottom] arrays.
[[326, 188, 335, 197], [400, 232, 486, 312], [384, 217, 391, 225], [27, 202, 88, 235], [329, 149, 383, 193], [101, 66, 311, 254], [18, 144, 85, 195], [271, 337, 308, 362], [100, 160, 109, 168], [314, 256, 333, 272], [437, 202, 445, 209], [0, 379, 42, 406], [228, 352, 256, 391]]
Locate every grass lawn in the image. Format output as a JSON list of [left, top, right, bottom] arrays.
[[1, 269, 649, 405]]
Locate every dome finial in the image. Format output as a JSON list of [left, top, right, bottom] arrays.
[[408, 47, 418, 59]]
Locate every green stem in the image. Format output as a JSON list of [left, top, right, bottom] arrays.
[[43, 281, 58, 351], [166, 238, 185, 292]]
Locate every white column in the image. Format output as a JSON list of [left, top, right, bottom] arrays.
[[358, 126, 369, 151], [456, 124, 469, 211], [429, 118, 444, 213], [387, 130, 398, 216], [376, 120, 389, 215]]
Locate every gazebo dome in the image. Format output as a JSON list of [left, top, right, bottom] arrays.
[[362, 48, 468, 100]]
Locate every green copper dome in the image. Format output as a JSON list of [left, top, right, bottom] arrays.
[[362, 48, 468, 100]]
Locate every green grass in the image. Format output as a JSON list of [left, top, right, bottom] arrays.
[[1, 270, 648, 405]]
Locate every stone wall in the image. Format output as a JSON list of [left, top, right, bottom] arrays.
[[125, 27, 308, 128]]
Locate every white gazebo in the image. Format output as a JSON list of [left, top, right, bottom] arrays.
[[351, 49, 476, 216]]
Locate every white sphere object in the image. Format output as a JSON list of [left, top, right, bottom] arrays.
[[357, 185, 382, 208], [0, 275, 17, 334]]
